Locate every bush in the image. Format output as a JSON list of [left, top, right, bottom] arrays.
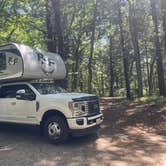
[[136, 96, 166, 106]]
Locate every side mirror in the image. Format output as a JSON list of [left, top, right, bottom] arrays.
[[16, 89, 35, 101], [16, 89, 26, 100], [16, 89, 26, 95]]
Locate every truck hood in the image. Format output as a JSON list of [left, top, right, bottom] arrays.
[[44, 93, 96, 101]]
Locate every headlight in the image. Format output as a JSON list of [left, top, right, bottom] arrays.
[[68, 101, 88, 117], [68, 102, 78, 110]]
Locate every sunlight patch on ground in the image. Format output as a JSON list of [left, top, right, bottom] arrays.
[[95, 137, 113, 151], [110, 161, 133, 166], [100, 106, 105, 111], [0, 145, 17, 152], [100, 124, 108, 129], [158, 154, 166, 166], [145, 133, 166, 142], [34, 159, 56, 166], [126, 108, 136, 116], [126, 108, 136, 113]]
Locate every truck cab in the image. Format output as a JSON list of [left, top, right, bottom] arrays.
[[0, 81, 103, 143]]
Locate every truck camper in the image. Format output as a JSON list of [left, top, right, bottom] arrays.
[[0, 43, 66, 82], [0, 43, 103, 144]]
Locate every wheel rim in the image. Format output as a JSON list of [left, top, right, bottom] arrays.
[[48, 122, 61, 139]]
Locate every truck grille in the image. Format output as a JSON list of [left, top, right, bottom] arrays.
[[72, 96, 98, 102], [72, 96, 100, 115], [87, 100, 100, 115]]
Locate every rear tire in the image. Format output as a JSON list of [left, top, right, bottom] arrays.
[[43, 116, 68, 144]]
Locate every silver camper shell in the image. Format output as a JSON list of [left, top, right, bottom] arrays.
[[0, 43, 66, 82]]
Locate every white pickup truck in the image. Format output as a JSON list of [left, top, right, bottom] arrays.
[[0, 81, 103, 143], [0, 43, 103, 143]]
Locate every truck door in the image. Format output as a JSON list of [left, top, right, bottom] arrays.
[[0, 84, 37, 124]]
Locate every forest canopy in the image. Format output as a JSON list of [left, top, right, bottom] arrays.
[[0, 0, 166, 98]]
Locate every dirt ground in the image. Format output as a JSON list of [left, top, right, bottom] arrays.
[[0, 98, 165, 166]]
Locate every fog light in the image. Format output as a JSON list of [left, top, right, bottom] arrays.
[[76, 118, 84, 125]]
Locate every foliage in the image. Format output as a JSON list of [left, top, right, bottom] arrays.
[[1, 0, 166, 97], [136, 96, 166, 106], [0, 0, 46, 48]]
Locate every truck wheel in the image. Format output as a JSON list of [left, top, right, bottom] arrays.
[[43, 116, 68, 144]]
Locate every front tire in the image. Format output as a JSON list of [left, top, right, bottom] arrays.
[[43, 116, 68, 144]]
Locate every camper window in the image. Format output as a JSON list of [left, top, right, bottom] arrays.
[[0, 52, 6, 70]]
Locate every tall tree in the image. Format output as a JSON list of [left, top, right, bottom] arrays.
[[45, 0, 55, 52], [161, 0, 166, 54], [109, 35, 114, 97], [2, 0, 166, 97], [45, 0, 64, 58], [128, 0, 143, 97], [118, 3, 131, 99], [150, 0, 166, 96], [45, 0, 67, 88], [88, 0, 98, 93]]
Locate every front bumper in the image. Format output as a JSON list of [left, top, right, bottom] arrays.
[[67, 113, 103, 136], [67, 113, 103, 130], [70, 125, 100, 137]]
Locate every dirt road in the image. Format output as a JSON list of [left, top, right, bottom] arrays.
[[0, 98, 165, 166]]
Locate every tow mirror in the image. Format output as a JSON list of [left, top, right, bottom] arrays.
[[16, 89, 26, 94], [16, 89, 26, 100], [16, 89, 35, 101]]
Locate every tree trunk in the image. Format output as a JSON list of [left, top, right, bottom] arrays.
[[45, 0, 56, 52], [149, 58, 155, 94], [109, 36, 114, 97], [128, 0, 143, 97], [72, 35, 82, 90], [0, 0, 6, 14], [52, 0, 64, 58], [151, 0, 166, 96], [101, 72, 105, 96], [161, 0, 166, 54], [116, 76, 119, 89], [88, 0, 98, 93], [118, 5, 131, 99], [79, 71, 83, 92], [45, 0, 67, 88], [144, 40, 152, 95], [45, 0, 64, 57]]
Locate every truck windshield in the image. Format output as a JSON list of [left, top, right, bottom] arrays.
[[31, 83, 67, 94]]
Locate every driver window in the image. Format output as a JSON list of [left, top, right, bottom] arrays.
[[0, 85, 35, 99]]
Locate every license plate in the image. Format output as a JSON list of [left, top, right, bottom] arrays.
[[96, 118, 101, 124]]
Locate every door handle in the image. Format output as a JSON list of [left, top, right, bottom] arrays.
[[11, 102, 16, 105]]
